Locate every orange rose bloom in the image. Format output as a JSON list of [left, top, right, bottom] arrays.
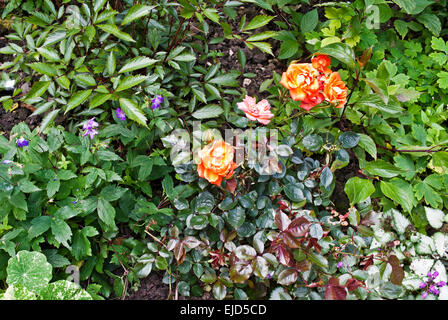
[[197, 140, 238, 186], [280, 63, 320, 101], [323, 72, 347, 108], [311, 54, 331, 74]]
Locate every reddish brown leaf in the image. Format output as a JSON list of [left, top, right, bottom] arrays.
[[295, 259, 311, 272], [328, 276, 341, 287], [390, 265, 405, 285], [306, 238, 322, 253], [281, 231, 302, 248], [225, 177, 237, 194], [277, 269, 298, 285], [346, 278, 362, 292], [275, 211, 291, 232], [360, 255, 374, 270], [173, 241, 185, 265], [287, 216, 311, 237], [277, 245, 293, 267], [325, 277, 347, 300], [183, 236, 202, 249], [388, 255, 400, 267], [277, 200, 290, 211]]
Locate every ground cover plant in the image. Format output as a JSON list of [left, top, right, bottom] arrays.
[[0, 0, 447, 301]]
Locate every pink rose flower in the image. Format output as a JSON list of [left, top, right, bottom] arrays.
[[237, 95, 274, 125]]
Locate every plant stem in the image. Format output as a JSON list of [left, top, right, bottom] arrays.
[[339, 66, 361, 122]]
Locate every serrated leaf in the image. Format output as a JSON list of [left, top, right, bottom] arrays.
[[27, 62, 58, 77], [301, 9, 318, 33], [118, 56, 158, 74], [344, 177, 375, 205], [89, 93, 112, 109], [121, 5, 155, 25], [65, 89, 92, 113], [26, 81, 51, 99], [242, 15, 274, 31], [116, 75, 147, 92], [97, 24, 135, 42], [191, 104, 223, 119], [118, 98, 148, 127]]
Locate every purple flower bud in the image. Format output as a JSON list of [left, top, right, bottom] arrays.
[[2, 160, 12, 164], [432, 271, 439, 279], [116, 108, 126, 121], [72, 200, 77, 205], [267, 273, 272, 280], [16, 137, 29, 148], [427, 271, 433, 278], [429, 285, 437, 294], [422, 291, 428, 299], [337, 261, 344, 269], [437, 281, 446, 287], [419, 282, 427, 289]]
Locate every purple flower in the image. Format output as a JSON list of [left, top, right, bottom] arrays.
[[116, 108, 126, 121], [72, 200, 77, 205], [337, 261, 344, 269], [151, 95, 163, 109], [2, 160, 12, 165], [16, 137, 29, 148], [267, 273, 272, 280], [420, 270, 444, 298], [83, 117, 99, 139]]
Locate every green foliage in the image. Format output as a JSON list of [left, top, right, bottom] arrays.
[[0, 0, 447, 301]]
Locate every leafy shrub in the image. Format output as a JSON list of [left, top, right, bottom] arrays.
[[0, 0, 447, 301]]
